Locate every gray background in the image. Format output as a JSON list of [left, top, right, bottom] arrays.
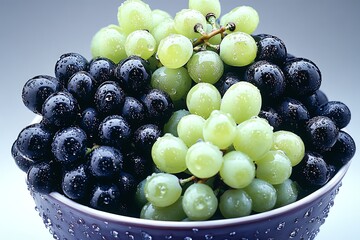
[[1, 0, 359, 239]]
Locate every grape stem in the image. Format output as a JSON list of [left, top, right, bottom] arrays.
[[179, 175, 197, 185]]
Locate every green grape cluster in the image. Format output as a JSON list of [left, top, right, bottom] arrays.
[[89, 0, 308, 221]]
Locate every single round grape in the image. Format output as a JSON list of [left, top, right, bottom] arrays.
[[203, 110, 236, 150], [220, 151, 255, 189], [305, 116, 339, 151], [151, 9, 172, 29], [150, 19, 177, 44], [221, 6, 259, 34], [125, 30, 157, 60], [256, 150, 292, 185], [186, 83, 221, 119], [186, 141, 223, 178], [219, 189, 252, 218], [317, 101, 351, 129], [163, 109, 190, 137], [220, 81, 262, 124], [157, 34, 193, 69], [177, 114, 205, 147], [220, 32, 257, 67], [140, 197, 186, 221], [244, 178, 277, 213], [117, 0, 153, 34], [272, 130, 305, 167], [189, 0, 221, 18], [151, 66, 192, 101], [91, 25, 127, 64], [187, 50, 224, 84], [151, 133, 188, 174], [233, 117, 274, 161], [173, 8, 207, 40], [273, 179, 298, 208], [182, 183, 218, 220], [144, 173, 182, 207]]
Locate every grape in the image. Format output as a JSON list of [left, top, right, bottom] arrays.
[[273, 179, 298, 208], [182, 183, 218, 220], [317, 101, 351, 129], [220, 151, 255, 189], [206, 24, 222, 45], [151, 133, 188, 174], [233, 117, 274, 161], [189, 0, 221, 18], [177, 114, 205, 147], [151, 9, 172, 29], [157, 34, 193, 69], [220, 32, 257, 67], [244, 178, 277, 213], [145, 173, 182, 207], [163, 109, 190, 136], [135, 179, 148, 209], [220, 81, 262, 124], [173, 8, 207, 40], [186, 83, 221, 119], [151, 66, 192, 101], [91, 25, 127, 64], [187, 50, 224, 84], [117, 0, 153, 34], [219, 189, 252, 218], [256, 150, 292, 185], [203, 110, 236, 150], [221, 6, 259, 34], [151, 19, 177, 44], [186, 141, 223, 178], [125, 30, 157, 60], [272, 130, 305, 167], [141, 197, 186, 221]]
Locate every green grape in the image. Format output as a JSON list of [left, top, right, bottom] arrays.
[[219, 32, 257, 67], [157, 34, 194, 69], [219, 189, 252, 218], [220, 81, 262, 124], [151, 66, 192, 101], [151, 133, 188, 174], [274, 179, 299, 208], [163, 109, 190, 136], [152, 9, 172, 29], [186, 141, 223, 178], [187, 50, 224, 84], [244, 178, 277, 213], [233, 117, 274, 161], [125, 30, 157, 60], [151, 19, 177, 44], [189, 0, 221, 18], [220, 151, 255, 189], [182, 183, 218, 220], [135, 179, 148, 210], [272, 130, 305, 167], [140, 197, 186, 221], [203, 110, 236, 150], [256, 150, 292, 185], [174, 8, 207, 40], [177, 114, 205, 147], [222, 6, 259, 34], [117, 0, 153, 34], [186, 83, 221, 119], [90, 24, 127, 64], [144, 173, 182, 207]]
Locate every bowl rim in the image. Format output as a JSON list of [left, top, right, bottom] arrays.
[[46, 160, 350, 229], [31, 116, 350, 228]]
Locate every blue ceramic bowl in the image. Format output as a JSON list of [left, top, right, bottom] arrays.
[[29, 161, 350, 240]]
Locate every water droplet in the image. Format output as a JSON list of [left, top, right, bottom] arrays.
[[289, 228, 299, 238], [111, 230, 119, 238], [141, 231, 152, 240], [165, 235, 173, 239], [205, 234, 213, 239], [92, 224, 100, 232], [304, 207, 313, 218], [277, 221, 285, 230], [184, 237, 192, 240]]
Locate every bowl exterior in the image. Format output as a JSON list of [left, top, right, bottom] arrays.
[[30, 177, 342, 240]]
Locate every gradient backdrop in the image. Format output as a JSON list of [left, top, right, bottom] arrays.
[[1, 0, 359, 239]]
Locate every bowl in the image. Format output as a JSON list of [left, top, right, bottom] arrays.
[[29, 160, 350, 240]]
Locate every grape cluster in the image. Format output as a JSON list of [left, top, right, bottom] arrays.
[[12, 0, 356, 221]]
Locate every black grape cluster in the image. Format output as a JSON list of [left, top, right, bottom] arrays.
[[12, 53, 174, 215]]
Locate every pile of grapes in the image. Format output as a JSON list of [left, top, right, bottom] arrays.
[[12, 0, 356, 221]]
